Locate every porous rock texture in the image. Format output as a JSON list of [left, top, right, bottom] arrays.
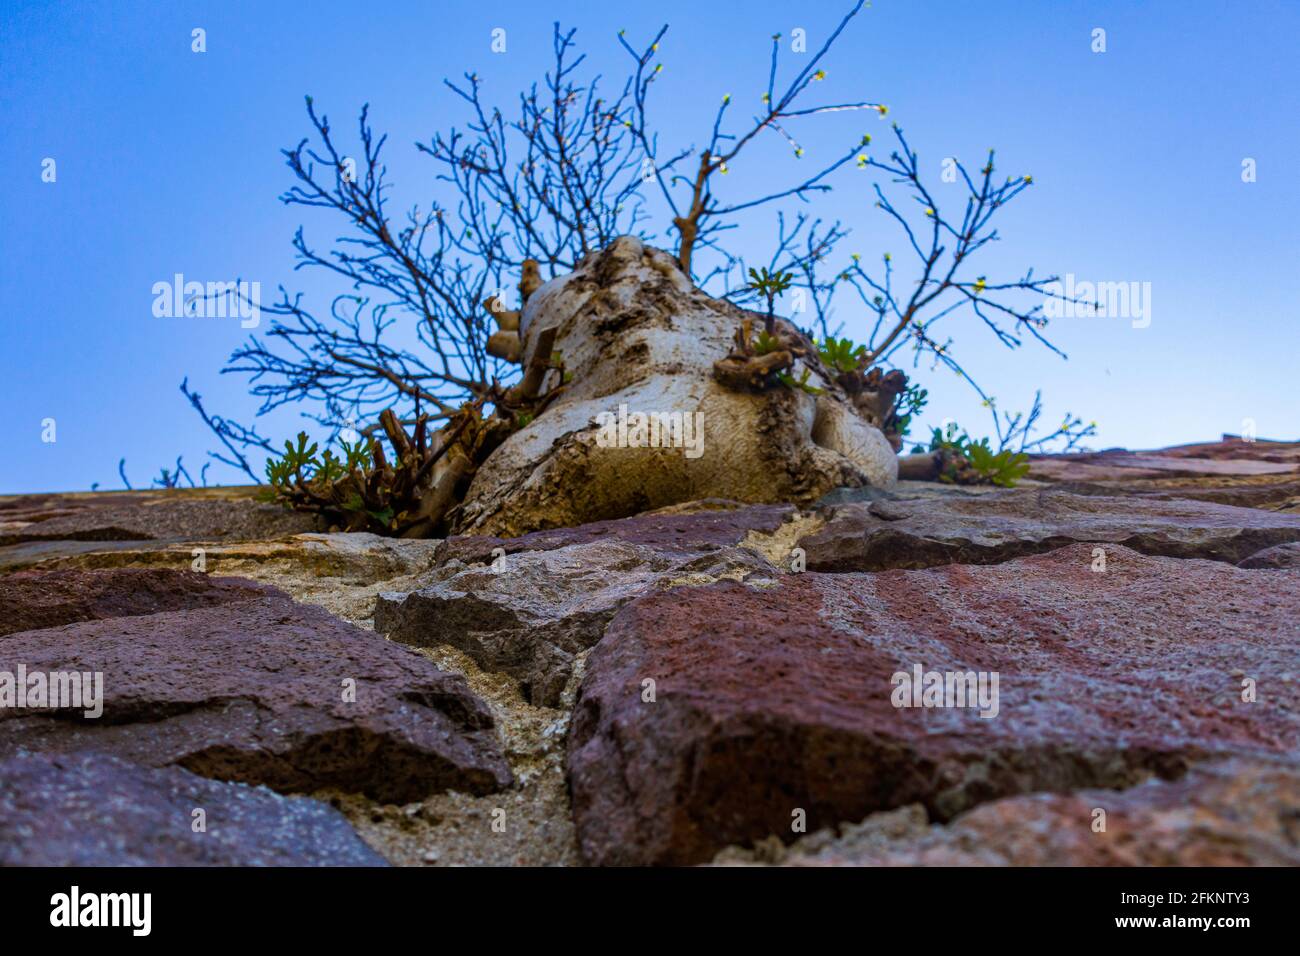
[[567, 544, 1300, 865], [452, 236, 897, 537], [0, 566, 274, 636], [0, 751, 387, 866], [1028, 436, 1300, 512], [797, 487, 1300, 571], [435, 500, 797, 565], [714, 757, 1300, 866], [1238, 541, 1300, 569], [1029, 436, 1300, 482], [0, 486, 317, 546], [376, 504, 793, 706], [1, 568, 511, 804], [2, 436, 1298, 866]]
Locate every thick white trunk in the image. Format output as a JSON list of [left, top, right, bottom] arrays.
[[454, 237, 897, 536]]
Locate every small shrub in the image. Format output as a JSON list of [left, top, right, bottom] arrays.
[[919, 425, 1030, 487]]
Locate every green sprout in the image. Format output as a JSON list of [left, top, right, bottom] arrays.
[[918, 425, 1030, 487], [817, 335, 868, 374], [776, 367, 824, 395], [746, 267, 794, 334]]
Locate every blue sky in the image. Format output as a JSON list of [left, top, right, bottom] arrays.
[[3, 0, 1297, 492]]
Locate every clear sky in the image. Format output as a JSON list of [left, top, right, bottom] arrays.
[[3, 0, 1297, 492]]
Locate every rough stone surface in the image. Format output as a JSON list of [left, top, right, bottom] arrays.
[[328, 641, 583, 866], [0, 533, 445, 626], [0, 751, 387, 866], [717, 758, 1300, 867], [453, 237, 897, 537], [377, 538, 777, 706], [798, 487, 1300, 571], [1148, 437, 1300, 465], [0, 567, 275, 637], [1029, 438, 1300, 483], [1030, 454, 1293, 482], [1238, 542, 1300, 569], [1045, 476, 1300, 513], [1024, 439, 1300, 514], [5, 436, 1298, 868], [1, 585, 512, 803], [814, 479, 1015, 508], [0, 487, 317, 546], [436, 500, 796, 565], [568, 544, 1300, 865]]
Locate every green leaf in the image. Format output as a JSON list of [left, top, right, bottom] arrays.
[[777, 367, 824, 395], [366, 506, 395, 526], [965, 442, 1031, 487], [817, 336, 867, 373], [754, 330, 782, 356]]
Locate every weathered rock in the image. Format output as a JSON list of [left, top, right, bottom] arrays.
[[377, 538, 777, 706], [0, 587, 512, 803], [1238, 542, 1300, 569], [237, 531, 442, 579], [0, 533, 447, 626], [0, 567, 275, 637], [1139, 436, 1300, 466], [1024, 438, 1300, 516], [1029, 438, 1300, 484], [435, 500, 795, 565], [568, 544, 1300, 865], [1030, 454, 1293, 482], [453, 237, 897, 537], [0, 487, 317, 546], [814, 479, 1014, 508], [798, 487, 1300, 571], [1049, 476, 1300, 513], [0, 751, 387, 866], [720, 758, 1300, 867], [86, 532, 443, 581], [0, 538, 182, 572]]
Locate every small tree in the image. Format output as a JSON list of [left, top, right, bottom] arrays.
[[186, 1, 1091, 532]]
